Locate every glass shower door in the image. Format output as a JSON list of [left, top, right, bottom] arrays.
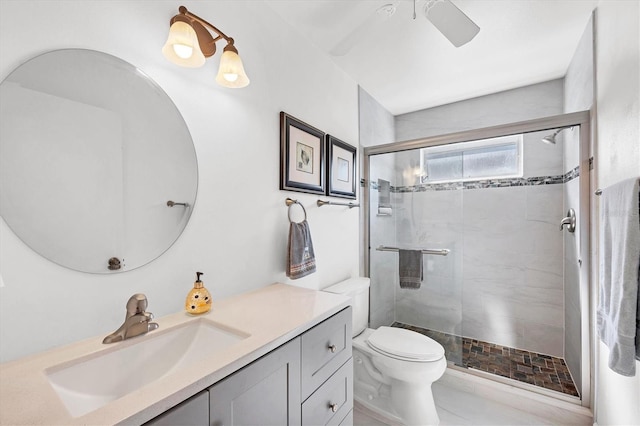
[[368, 150, 465, 366], [365, 114, 590, 403]]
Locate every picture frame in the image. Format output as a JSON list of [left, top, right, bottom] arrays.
[[326, 135, 357, 199], [280, 112, 326, 195]]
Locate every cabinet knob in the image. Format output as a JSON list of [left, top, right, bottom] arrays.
[[328, 344, 337, 353], [329, 402, 338, 413]]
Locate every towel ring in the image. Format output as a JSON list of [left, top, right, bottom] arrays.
[[285, 198, 307, 223]]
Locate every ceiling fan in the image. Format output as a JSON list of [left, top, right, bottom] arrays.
[[330, 0, 480, 56]]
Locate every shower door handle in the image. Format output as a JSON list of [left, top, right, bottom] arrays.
[[560, 208, 576, 233]]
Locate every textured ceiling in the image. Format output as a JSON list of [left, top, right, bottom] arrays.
[[265, 0, 599, 115]]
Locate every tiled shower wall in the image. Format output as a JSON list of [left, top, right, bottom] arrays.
[[369, 159, 398, 329], [395, 184, 565, 356], [382, 129, 568, 357], [367, 80, 570, 357]]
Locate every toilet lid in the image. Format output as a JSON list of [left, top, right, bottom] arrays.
[[366, 326, 444, 362]]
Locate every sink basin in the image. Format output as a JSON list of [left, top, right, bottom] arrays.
[[45, 318, 249, 418]]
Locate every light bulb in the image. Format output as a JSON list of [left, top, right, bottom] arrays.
[[223, 73, 239, 82], [162, 20, 205, 68], [173, 44, 193, 59], [215, 47, 250, 88]]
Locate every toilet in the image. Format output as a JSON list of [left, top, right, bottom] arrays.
[[323, 277, 447, 426]]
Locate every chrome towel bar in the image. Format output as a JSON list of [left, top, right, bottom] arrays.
[[285, 197, 360, 208], [317, 199, 360, 208], [376, 245, 450, 256]]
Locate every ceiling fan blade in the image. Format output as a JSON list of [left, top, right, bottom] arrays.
[[331, 3, 398, 56], [424, 0, 480, 47]]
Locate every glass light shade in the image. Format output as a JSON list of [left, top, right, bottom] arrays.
[[215, 49, 250, 88], [162, 21, 206, 68]]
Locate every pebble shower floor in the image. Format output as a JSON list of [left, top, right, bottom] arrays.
[[392, 322, 580, 397]]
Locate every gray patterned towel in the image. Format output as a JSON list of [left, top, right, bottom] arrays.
[[286, 220, 316, 279], [399, 249, 423, 289]]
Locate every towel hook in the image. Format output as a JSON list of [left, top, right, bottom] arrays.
[[285, 198, 307, 223]]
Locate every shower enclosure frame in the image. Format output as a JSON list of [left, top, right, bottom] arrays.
[[362, 110, 592, 407]]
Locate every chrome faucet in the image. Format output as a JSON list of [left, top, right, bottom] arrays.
[[102, 293, 159, 344]]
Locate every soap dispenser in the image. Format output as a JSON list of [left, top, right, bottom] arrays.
[[185, 272, 212, 314]]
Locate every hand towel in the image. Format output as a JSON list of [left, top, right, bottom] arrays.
[[597, 177, 640, 376], [399, 249, 423, 289], [286, 220, 316, 280]]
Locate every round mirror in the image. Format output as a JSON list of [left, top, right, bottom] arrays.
[[0, 49, 198, 273]]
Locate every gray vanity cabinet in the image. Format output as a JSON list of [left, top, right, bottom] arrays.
[[210, 307, 353, 426], [301, 358, 353, 425], [301, 306, 352, 399], [209, 337, 302, 426], [300, 307, 353, 425], [144, 390, 209, 425], [145, 307, 352, 426]]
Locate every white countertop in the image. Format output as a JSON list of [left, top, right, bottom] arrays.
[[0, 283, 350, 425]]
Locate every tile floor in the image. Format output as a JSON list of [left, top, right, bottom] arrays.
[[392, 322, 579, 397], [352, 379, 589, 426]]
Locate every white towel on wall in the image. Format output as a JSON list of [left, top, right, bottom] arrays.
[[597, 177, 640, 377]]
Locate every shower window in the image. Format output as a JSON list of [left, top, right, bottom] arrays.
[[419, 134, 523, 183]]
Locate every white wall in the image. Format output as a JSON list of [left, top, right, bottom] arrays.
[[359, 87, 395, 148], [395, 80, 565, 142], [563, 14, 595, 396], [593, 1, 640, 424], [0, 0, 359, 362]]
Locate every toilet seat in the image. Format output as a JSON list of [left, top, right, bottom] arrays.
[[366, 326, 444, 362]]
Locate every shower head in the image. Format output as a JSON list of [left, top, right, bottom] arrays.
[[541, 126, 573, 145], [541, 129, 562, 145], [541, 135, 556, 144]]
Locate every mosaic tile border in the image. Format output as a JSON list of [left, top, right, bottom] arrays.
[[370, 166, 580, 193], [392, 322, 580, 398]]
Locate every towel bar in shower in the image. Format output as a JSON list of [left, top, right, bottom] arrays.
[[376, 245, 450, 256]]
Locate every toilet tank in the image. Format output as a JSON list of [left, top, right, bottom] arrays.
[[323, 277, 370, 337]]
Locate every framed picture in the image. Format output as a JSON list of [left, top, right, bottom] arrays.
[[280, 112, 326, 195], [326, 135, 357, 199]]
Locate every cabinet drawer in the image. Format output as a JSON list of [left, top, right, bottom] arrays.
[[302, 358, 353, 426], [301, 307, 352, 398]]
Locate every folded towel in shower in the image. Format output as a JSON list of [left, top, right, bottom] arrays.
[[597, 177, 640, 377], [399, 249, 423, 289], [286, 220, 316, 280]]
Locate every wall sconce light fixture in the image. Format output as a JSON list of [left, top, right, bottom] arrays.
[[162, 5, 250, 88]]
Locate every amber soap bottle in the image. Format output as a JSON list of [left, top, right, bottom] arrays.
[[185, 272, 212, 314]]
